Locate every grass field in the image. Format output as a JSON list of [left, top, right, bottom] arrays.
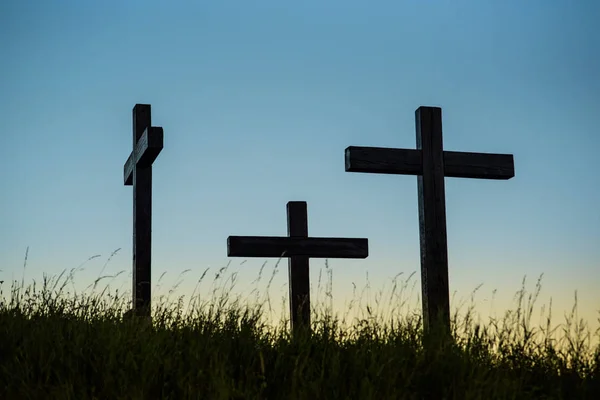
[[1, 255, 598, 399]]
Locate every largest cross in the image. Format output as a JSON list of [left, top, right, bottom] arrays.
[[345, 106, 515, 333], [123, 104, 164, 318]]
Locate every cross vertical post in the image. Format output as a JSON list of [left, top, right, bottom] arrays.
[[416, 107, 450, 332], [287, 201, 310, 331], [227, 201, 369, 336], [345, 106, 515, 333], [123, 104, 164, 318]]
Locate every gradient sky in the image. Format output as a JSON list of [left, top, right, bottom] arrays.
[[1, 0, 599, 330]]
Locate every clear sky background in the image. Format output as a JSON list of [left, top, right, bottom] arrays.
[[1, 0, 599, 331]]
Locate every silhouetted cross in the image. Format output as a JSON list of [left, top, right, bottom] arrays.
[[227, 201, 369, 335], [123, 104, 163, 318], [345, 106, 515, 333]]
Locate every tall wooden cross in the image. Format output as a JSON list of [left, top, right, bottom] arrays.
[[227, 201, 369, 335], [345, 106, 515, 333], [123, 104, 164, 318]]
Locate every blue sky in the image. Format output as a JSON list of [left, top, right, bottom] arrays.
[[1, 0, 599, 329]]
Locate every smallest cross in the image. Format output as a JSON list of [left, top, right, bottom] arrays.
[[227, 201, 369, 336]]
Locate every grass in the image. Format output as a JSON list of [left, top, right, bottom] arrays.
[[0, 250, 598, 399]]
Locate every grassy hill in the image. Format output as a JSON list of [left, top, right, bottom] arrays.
[[1, 269, 598, 399]]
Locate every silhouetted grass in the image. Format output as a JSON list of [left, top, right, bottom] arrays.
[[1, 250, 598, 399]]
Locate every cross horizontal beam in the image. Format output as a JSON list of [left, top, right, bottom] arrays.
[[124, 127, 164, 185], [345, 146, 514, 180], [227, 236, 369, 259]]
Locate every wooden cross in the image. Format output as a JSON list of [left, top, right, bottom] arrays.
[[227, 201, 369, 335], [345, 106, 515, 333], [123, 104, 164, 318]]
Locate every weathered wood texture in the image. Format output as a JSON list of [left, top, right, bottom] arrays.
[[287, 201, 310, 331], [123, 104, 163, 318], [344, 106, 515, 333], [124, 127, 164, 185], [227, 236, 369, 258], [345, 147, 514, 179], [227, 201, 369, 335], [416, 106, 450, 333]]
